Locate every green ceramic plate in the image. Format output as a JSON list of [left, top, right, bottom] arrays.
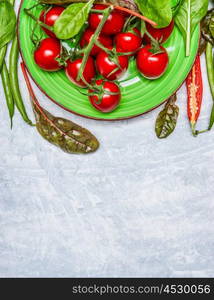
[[18, 0, 200, 120]]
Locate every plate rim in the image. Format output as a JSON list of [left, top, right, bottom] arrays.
[[17, 0, 200, 122]]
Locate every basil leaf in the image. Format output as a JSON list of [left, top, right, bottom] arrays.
[[175, 0, 208, 56], [54, 0, 94, 39], [0, 0, 16, 49], [134, 0, 172, 28], [155, 94, 179, 139]]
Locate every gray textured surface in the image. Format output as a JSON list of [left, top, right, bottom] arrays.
[[0, 1, 214, 278]]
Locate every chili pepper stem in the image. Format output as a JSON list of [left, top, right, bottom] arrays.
[[196, 129, 209, 135], [190, 122, 197, 137]]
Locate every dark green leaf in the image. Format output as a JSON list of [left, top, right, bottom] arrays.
[[198, 35, 207, 55], [22, 61, 99, 154], [0, 0, 16, 49], [155, 94, 179, 139], [175, 0, 209, 56], [209, 15, 214, 39], [201, 9, 214, 45], [134, 0, 172, 28], [53, 0, 94, 39], [34, 103, 99, 154]]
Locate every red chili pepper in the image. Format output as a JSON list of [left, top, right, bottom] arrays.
[[186, 55, 203, 135]]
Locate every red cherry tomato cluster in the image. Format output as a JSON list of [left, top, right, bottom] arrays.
[[33, 5, 174, 113]]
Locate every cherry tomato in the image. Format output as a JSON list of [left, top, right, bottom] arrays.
[[34, 38, 62, 72], [96, 50, 128, 80], [136, 45, 169, 79], [144, 20, 174, 44], [66, 56, 95, 88], [115, 28, 142, 55], [39, 6, 65, 38], [80, 28, 112, 56], [89, 4, 125, 35], [89, 79, 121, 113]]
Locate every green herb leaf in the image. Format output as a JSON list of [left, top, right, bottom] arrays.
[[54, 0, 94, 40], [134, 0, 172, 28], [175, 0, 209, 56], [0, 0, 16, 49], [155, 94, 179, 139]]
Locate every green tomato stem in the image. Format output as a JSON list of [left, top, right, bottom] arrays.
[[77, 7, 112, 82], [24, 8, 53, 32], [90, 9, 109, 13], [94, 40, 112, 54], [145, 29, 161, 46], [123, 15, 132, 32], [95, 40, 136, 56]]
